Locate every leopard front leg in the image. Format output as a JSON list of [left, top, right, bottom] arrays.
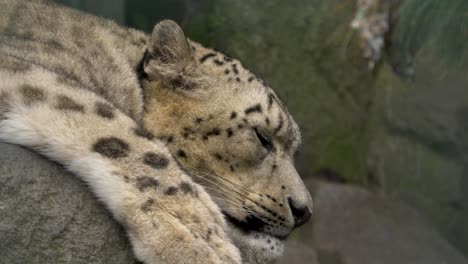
[[0, 80, 241, 264]]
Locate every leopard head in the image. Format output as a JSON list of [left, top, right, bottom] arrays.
[[141, 20, 312, 263]]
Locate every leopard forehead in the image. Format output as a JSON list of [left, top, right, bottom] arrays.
[[190, 41, 266, 89], [185, 41, 302, 148]]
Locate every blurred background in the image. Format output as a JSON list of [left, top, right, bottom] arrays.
[[55, 0, 468, 263]]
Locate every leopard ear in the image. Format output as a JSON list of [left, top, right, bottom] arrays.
[[144, 20, 197, 90]]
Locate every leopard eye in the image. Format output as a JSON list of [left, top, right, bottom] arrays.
[[254, 127, 274, 151]]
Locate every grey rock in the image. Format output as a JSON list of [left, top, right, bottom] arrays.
[[300, 179, 468, 264], [278, 240, 319, 264], [0, 142, 135, 264]]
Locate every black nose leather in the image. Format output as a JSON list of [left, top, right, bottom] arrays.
[[288, 197, 312, 228]]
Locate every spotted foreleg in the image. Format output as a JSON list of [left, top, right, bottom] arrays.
[[0, 81, 240, 264]]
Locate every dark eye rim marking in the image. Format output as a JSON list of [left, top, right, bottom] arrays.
[[245, 104, 262, 115], [199, 53, 217, 63], [254, 127, 274, 151]]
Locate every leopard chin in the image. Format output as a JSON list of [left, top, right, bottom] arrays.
[[226, 223, 285, 264], [221, 211, 289, 263]]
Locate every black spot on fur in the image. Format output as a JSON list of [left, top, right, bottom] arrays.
[[214, 153, 223, 160], [93, 137, 130, 158], [134, 125, 155, 140], [56, 95, 84, 112], [230, 165, 235, 172], [141, 198, 154, 212], [237, 124, 244, 129], [177, 149, 187, 158], [224, 69, 230, 75], [199, 53, 216, 63], [95, 102, 115, 119], [265, 118, 270, 126], [226, 128, 234, 138], [224, 55, 233, 62], [180, 182, 193, 194], [231, 64, 239, 74], [205, 128, 221, 138], [165, 186, 178, 195], [248, 76, 255, 82], [195, 117, 203, 124], [205, 228, 213, 241], [136, 176, 159, 191], [281, 185, 286, 190], [213, 59, 224, 66], [230, 112, 237, 119], [167, 135, 174, 143], [235, 77, 241, 82], [245, 104, 262, 115], [143, 152, 169, 169], [20, 85, 46, 105]]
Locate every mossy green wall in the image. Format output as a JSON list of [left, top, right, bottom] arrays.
[[185, 0, 377, 186]]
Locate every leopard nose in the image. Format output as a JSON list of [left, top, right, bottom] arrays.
[[288, 197, 312, 228]]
